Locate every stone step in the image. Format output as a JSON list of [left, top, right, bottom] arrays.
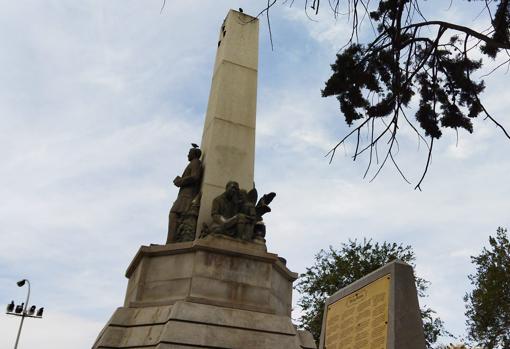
[[94, 301, 316, 349]]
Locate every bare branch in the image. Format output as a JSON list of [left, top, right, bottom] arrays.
[[403, 21, 510, 50], [414, 137, 434, 191]]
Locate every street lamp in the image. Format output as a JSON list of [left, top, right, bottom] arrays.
[[5, 279, 44, 349]]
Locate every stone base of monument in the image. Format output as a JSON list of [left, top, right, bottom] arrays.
[[92, 235, 316, 349]]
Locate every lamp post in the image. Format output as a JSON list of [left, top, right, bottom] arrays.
[[5, 279, 44, 349]]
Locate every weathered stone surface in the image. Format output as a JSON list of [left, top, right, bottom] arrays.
[[123, 235, 296, 315], [97, 304, 305, 348], [144, 252, 194, 282], [199, 120, 256, 237], [190, 276, 271, 310], [318, 260, 425, 349], [109, 306, 173, 326], [99, 324, 165, 347], [198, 233, 267, 253], [157, 345, 205, 349], [170, 301, 296, 334], [204, 62, 257, 130], [299, 330, 319, 349], [390, 261, 426, 349], [197, 9, 259, 233], [213, 12, 259, 72], [93, 235, 316, 348], [139, 278, 191, 303], [124, 257, 144, 307], [193, 250, 271, 287], [160, 321, 301, 348]]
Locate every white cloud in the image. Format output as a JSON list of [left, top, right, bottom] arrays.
[[450, 248, 477, 258], [280, 3, 367, 49]]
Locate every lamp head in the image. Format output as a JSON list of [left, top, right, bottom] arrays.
[[29, 305, 36, 315], [15, 303, 24, 314], [36, 307, 44, 317], [6, 301, 14, 313], [17, 279, 26, 287]]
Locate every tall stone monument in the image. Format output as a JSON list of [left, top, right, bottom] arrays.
[[92, 9, 316, 349], [197, 9, 259, 234]]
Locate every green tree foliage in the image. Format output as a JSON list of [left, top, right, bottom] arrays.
[[464, 227, 510, 349], [295, 239, 448, 347]]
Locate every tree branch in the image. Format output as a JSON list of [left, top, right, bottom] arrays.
[[403, 21, 510, 50]]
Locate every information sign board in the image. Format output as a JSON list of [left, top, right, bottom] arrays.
[[324, 274, 391, 349]]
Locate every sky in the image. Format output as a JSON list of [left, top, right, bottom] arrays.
[[0, 1, 509, 348]]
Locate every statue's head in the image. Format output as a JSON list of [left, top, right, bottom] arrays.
[[225, 181, 240, 199], [188, 147, 202, 161]]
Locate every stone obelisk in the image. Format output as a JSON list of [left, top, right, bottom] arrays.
[[197, 9, 259, 233], [91, 10, 316, 349]]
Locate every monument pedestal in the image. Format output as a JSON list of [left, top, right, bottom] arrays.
[[93, 235, 316, 349]]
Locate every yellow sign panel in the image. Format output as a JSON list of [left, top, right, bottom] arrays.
[[325, 274, 390, 349]]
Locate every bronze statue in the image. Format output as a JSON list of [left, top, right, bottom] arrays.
[[252, 191, 276, 239], [166, 144, 203, 244], [174, 194, 200, 242], [210, 181, 255, 240], [208, 181, 276, 241]]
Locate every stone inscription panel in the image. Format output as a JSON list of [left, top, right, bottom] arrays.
[[325, 274, 390, 349]]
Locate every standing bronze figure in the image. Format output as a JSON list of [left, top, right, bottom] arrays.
[[166, 144, 203, 244]]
